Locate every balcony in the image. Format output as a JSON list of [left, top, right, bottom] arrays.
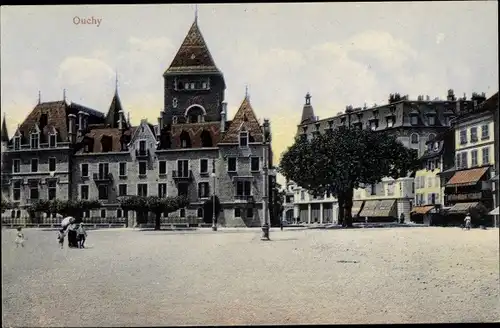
[[135, 149, 150, 158], [235, 195, 254, 202], [172, 170, 193, 181], [93, 172, 113, 183]]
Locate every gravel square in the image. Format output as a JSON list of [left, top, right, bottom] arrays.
[[2, 227, 499, 326]]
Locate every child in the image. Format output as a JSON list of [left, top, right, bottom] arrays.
[[15, 227, 25, 248], [77, 223, 87, 248], [57, 229, 65, 249], [464, 213, 472, 231]]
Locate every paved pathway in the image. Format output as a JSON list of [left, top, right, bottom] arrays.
[[2, 227, 499, 326]]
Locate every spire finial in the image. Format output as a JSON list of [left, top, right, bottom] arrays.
[[195, 4, 198, 23], [63, 88, 66, 102], [38, 90, 41, 104], [115, 70, 118, 93], [245, 84, 249, 100]]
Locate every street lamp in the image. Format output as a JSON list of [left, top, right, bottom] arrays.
[[211, 159, 217, 231], [261, 118, 271, 241]]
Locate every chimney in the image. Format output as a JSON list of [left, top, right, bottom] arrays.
[[159, 112, 164, 130], [447, 89, 455, 101], [83, 112, 89, 132], [456, 100, 461, 114], [221, 102, 227, 132], [68, 114, 76, 143], [77, 111, 84, 137]]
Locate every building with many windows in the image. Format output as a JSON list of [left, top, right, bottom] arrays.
[[290, 90, 479, 224], [440, 92, 498, 226], [1, 17, 274, 227]]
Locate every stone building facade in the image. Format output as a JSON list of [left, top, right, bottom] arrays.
[[1, 17, 274, 227], [290, 90, 479, 224]]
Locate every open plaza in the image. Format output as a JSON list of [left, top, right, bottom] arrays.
[[2, 226, 499, 326]]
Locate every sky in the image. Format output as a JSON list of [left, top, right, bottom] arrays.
[[1, 3, 498, 186]]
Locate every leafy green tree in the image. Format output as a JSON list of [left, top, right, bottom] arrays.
[[279, 126, 419, 227], [1, 199, 14, 214], [120, 195, 190, 230], [271, 182, 286, 226]]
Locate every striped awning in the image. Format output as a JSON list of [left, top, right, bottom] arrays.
[[447, 202, 479, 214], [411, 205, 435, 215], [359, 200, 378, 217], [446, 167, 489, 187], [351, 200, 364, 217], [373, 199, 397, 217], [488, 207, 499, 215]]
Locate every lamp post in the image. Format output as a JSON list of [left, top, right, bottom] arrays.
[[211, 159, 217, 231], [261, 119, 271, 240]]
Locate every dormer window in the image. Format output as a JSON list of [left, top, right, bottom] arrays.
[[369, 119, 379, 131], [302, 126, 308, 134], [315, 122, 320, 132], [14, 137, 20, 150], [410, 115, 418, 125], [327, 120, 334, 130], [49, 134, 57, 148], [30, 133, 39, 149], [387, 117, 395, 128], [340, 117, 346, 126], [239, 131, 249, 147], [101, 135, 113, 152], [372, 110, 379, 118], [353, 121, 362, 129], [427, 114, 436, 126]]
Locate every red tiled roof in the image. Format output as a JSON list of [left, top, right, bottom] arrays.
[[164, 20, 220, 75], [77, 127, 136, 153], [446, 167, 489, 187], [18, 101, 70, 142], [170, 121, 221, 149], [220, 97, 263, 143]]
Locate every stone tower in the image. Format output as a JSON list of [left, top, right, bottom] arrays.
[[162, 17, 226, 126]]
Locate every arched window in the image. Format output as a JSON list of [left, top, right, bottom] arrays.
[[428, 133, 436, 142], [16, 210, 21, 218], [180, 131, 192, 148], [197, 208, 203, 218], [117, 209, 122, 218], [180, 208, 186, 217], [410, 133, 419, 144], [185, 105, 205, 123], [200, 130, 213, 147], [10, 210, 15, 219]]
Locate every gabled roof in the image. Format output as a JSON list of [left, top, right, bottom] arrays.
[[220, 96, 263, 143], [105, 91, 128, 129], [76, 127, 136, 154], [1, 116, 9, 142], [164, 19, 221, 76], [18, 101, 70, 142]]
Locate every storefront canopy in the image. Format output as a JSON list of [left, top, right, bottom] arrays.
[[446, 167, 489, 187], [488, 207, 499, 215], [447, 202, 479, 214], [351, 200, 364, 217], [359, 199, 396, 217], [411, 205, 435, 215]]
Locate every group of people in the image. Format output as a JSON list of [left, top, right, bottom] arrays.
[[57, 217, 87, 249]]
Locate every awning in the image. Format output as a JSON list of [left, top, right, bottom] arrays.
[[351, 200, 364, 217], [359, 200, 378, 217], [447, 202, 479, 214], [411, 205, 435, 215], [489, 207, 499, 215], [373, 199, 397, 217], [446, 167, 489, 187]]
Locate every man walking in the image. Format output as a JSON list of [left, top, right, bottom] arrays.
[[464, 213, 472, 230]]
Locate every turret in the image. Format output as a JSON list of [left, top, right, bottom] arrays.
[[300, 92, 316, 125]]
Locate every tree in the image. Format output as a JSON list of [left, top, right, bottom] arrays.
[[1, 199, 14, 214], [202, 195, 221, 224], [28, 199, 101, 222], [119, 195, 190, 230], [271, 182, 286, 226], [279, 126, 419, 227]]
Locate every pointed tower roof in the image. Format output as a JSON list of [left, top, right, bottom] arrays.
[[105, 91, 128, 129], [1, 115, 9, 142], [164, 19, 222, 76], [300, 92, 316, 125], [221, 96, 263, 143]]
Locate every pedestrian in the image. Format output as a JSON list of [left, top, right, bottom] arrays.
[[67, 222, 78, 248], [77, 223, 87, 248], [400, 213, 405, 224], [15, 227, 25, 248], [280, 219, 284, 231], [464, 213, 472, 231], [57, 228, 66, 249]]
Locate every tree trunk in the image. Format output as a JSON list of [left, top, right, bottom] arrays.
[[344, 188, 354, 228], [337, 194, 345, 226], [154, 212, 161, 230]]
